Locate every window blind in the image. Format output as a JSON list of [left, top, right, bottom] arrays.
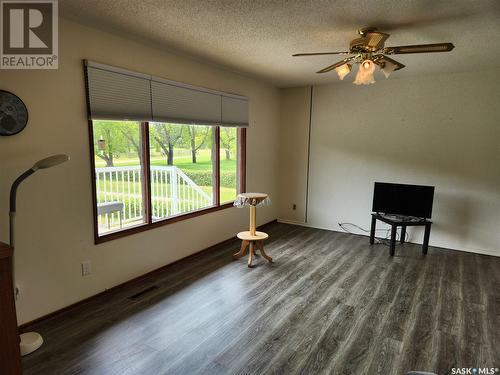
[[151, 78, 221, 125], [84, 60, 249, 127], [221, 95, 249, 127], [84, 61, 152, 121]]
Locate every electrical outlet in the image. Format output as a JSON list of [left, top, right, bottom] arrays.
[[292, 204, 297, 210], [81, 261, 92, 276]]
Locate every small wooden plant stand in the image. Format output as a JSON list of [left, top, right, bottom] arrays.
[[233, 193, 273, 268]]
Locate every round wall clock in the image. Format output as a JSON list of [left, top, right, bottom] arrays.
[[0, 90, 28, 136]]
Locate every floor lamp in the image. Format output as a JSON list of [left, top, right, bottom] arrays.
[[9, 154, 69, 356]]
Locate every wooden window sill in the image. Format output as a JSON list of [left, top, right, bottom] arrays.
[[95, 202, 235, 244]]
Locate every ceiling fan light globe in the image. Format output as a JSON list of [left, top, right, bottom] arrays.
[[335, 63, 351, 80], [353, 61, 376, 85], [381, 60, 397, 78]]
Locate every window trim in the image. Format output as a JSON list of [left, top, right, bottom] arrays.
[[88, 120, 246, 244]]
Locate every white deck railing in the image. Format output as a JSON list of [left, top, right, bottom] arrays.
[[95, 165, 212, 230]]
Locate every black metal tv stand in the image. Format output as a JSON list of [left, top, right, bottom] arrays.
[[369, 213, 432, 256]]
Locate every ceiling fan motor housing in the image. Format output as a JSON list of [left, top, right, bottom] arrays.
[[350, 31, 389, 53], [350, 37, 370, 52]]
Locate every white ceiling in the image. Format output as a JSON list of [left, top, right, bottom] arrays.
[[61, 0, 500, 87]]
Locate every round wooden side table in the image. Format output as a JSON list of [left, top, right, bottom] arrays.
[[233, 193, 273, 267]]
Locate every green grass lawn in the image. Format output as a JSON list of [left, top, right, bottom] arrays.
[[96, 148, 236, 174]]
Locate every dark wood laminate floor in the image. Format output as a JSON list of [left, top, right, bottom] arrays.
[[22, 223, 500, 375]]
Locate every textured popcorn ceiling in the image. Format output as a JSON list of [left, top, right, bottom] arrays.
[[61, 0, 500, 87]]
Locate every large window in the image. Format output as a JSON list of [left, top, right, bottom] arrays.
[[90, 120, 245, 241], [84, 60, 248, 242]]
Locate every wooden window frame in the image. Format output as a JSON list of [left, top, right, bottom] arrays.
[[88, 121, 246, 244]]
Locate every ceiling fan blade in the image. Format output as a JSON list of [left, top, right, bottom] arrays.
[[292, 51, 350, 57], [316, 57, 354, 74], [364, 31, 390, 51], [372, 55, 405, 70], [384, 43, 454, 55]]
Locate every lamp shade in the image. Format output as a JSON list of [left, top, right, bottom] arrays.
[[32, 154, 69, 170], [335, 64, 352, 80], [353, 60, 376, 85], [381, 60, 397, 78]]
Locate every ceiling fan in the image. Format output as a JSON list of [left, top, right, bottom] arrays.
[[293, 28, 454, 85]]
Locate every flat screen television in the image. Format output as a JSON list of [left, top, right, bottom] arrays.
[[372, 182, 435, 219]]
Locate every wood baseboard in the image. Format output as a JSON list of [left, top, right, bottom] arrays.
[[20, 219, 277, 330]]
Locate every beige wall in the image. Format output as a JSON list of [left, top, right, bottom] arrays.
[[0, 18, 280, 324], [279, 70, 500, 257], [278, 87, 311, 222]]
